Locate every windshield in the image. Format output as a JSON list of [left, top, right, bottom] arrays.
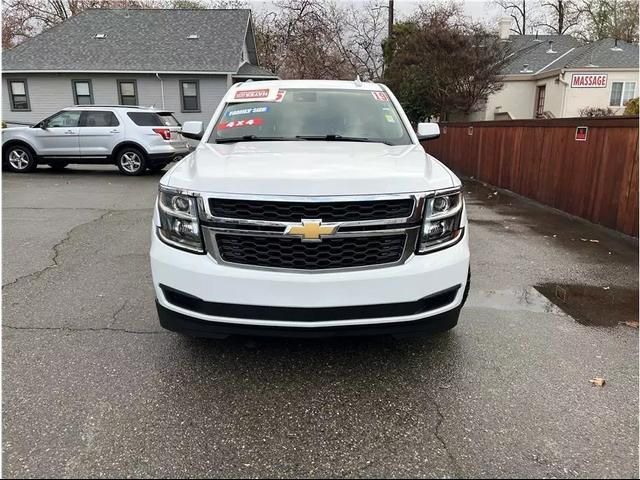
[[209, 88, 412, 146]]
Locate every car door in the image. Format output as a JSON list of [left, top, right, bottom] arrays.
[[78, 110, 125, 158], [30, 110, 81, 157]]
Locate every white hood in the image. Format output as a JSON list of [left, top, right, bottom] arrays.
[[164, 141, 457, 196]]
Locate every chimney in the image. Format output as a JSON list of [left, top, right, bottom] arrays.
[[498, 17, 511, 40]]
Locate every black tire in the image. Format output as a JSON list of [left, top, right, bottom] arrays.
[[49, 162, 69, 171], [116, 147, 147, 176], [3, 144, 37, 173], [148, 163, 168, 173]]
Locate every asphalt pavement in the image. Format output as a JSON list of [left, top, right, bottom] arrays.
[[3, 165, 638, 478]]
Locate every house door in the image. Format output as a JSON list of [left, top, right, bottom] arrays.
[[535, 86, 546, 118]]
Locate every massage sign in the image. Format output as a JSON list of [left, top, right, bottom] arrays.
[[571, 74, 608, 88]]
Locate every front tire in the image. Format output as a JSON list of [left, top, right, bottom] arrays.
[[4, 145, 37, 173], [116, 147, 147, 176]]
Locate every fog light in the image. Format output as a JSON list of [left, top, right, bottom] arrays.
[[428, 221, 446, 238], [172, 218, 197, 236]]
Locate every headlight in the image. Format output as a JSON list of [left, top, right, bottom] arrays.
[[417, 189, 464, 254], [157, 187, 204, 253]]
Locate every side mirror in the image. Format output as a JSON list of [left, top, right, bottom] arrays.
[[181, 121, 203, 141], [39, 121, 48, 130], [416, 122, 440, 141]]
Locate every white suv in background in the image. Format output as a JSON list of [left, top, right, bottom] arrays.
[[2, 106, 191, 175], [151, 80, 470, 339]]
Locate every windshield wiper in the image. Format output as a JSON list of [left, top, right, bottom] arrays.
[[296, 134, 392, 145], [215, 135, 292, 144]]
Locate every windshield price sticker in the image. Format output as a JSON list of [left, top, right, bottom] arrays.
[[234, 89, 270, 100], [275, 89, 287, 102], [218, 118, 264, 130], [227, 106, 269, 117], [232, 88, 287, 103], [371, 91, 390, 102]]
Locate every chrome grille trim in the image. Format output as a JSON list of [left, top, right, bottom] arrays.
[[192, 191, 440, 272]]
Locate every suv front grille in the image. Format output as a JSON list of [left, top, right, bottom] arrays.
[[209, 198, 414, 222], [216, 234, 407, 270]]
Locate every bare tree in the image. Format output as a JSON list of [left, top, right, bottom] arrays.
[[326, 1, 386, 81], [577, 0, 639, 42], [495, 0, 529, 34], [538, 0, 582, 34], [2, 1, 34, 48], [254, 0, 352, 79]]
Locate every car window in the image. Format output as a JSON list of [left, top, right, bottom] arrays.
[[47, 111, 82, 128], [127, 112, 166, 126], [157, 113, 181, 126], [82, 111, 119, 127], [210, 88, 412, 146]]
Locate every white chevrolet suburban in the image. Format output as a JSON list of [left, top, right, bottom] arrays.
[[150, 80, 470, 338]]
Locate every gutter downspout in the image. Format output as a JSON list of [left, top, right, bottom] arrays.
[[558, 69, 570, 117], [155, 73, 165, 109]]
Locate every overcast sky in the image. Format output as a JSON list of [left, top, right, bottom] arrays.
[[249, 0, 505, 27]]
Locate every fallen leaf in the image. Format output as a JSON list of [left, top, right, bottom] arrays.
[[589, 377, 606, 387], [622, 321, 639, 328]]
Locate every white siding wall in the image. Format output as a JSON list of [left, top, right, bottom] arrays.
[[483, 80, 537, 119], [562, 70, 639, 117], [3, 73, 229, 126], [536, 77, 564, 118]]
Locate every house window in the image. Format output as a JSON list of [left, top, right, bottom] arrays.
[[8, 79, 30, 111], [118, 80, 138, 106], [73, 80, 94, 105], [180, 80, 200, 112], [610, 81, 636, 107]]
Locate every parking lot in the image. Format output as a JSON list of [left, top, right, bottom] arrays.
[[3, 165, 638, 478]]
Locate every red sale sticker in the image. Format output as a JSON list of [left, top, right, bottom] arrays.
[[274, 89, 287, 102], [234, 89, 270, 100], [371, 91, 389, 102], [218, 118, 264, 130]]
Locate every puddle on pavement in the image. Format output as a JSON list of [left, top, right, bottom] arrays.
[[469, 287, 567, 316], [534, 283, 639, 327]]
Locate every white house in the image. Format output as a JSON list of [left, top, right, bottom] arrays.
[[2, 9, 277, 126], [463, 19, 639, 121]]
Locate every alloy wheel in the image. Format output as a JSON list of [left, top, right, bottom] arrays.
[[8, 149, 30, 170], [120, 152, 142, 173]]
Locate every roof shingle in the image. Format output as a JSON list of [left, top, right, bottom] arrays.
[[3, 9, 252, 73], [502, 34, 582, 74]]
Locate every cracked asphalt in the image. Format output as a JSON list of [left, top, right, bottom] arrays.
[[3, 165, 638, 478]]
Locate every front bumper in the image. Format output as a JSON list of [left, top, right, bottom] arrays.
[[150, 226, 470, 334]]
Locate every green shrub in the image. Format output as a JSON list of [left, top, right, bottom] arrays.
[[579, 106, 615, 117], [624, 97, 639, 115]]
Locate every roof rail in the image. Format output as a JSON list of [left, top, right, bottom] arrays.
[[69, 104, 165, 109]]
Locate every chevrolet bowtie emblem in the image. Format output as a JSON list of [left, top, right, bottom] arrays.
[[285, 219, 338, 242]]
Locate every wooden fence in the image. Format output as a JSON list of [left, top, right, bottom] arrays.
[[423, 116, 639, 237]]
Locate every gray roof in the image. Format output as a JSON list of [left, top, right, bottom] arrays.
[[235, 62, 278, 77], [3, 9, 258, 73], [502, 34, 582, 74], [560, 38, 639, 69]]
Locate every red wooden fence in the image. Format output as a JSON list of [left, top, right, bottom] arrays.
[[423, 116, 639, 237]]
